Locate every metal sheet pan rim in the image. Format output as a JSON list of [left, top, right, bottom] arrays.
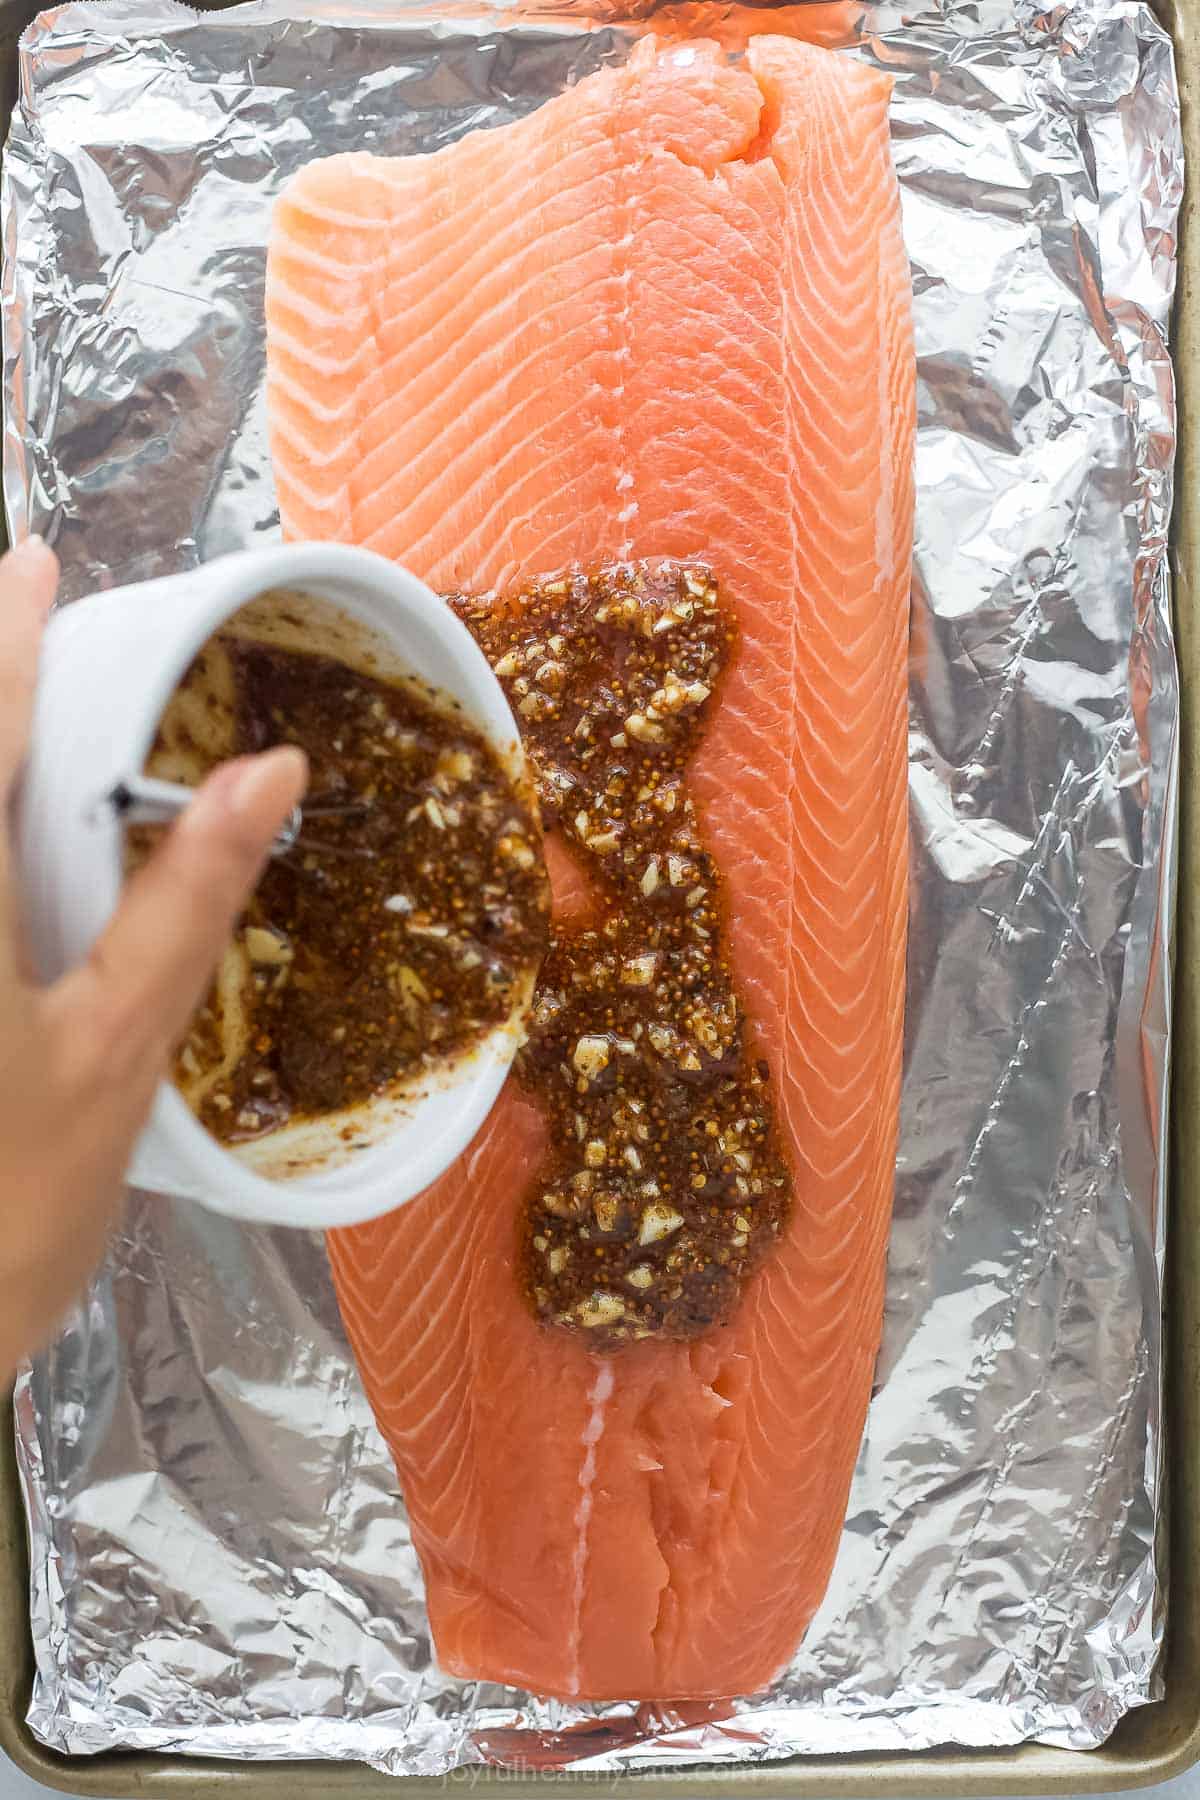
[[2, 0, 1198, 1786]]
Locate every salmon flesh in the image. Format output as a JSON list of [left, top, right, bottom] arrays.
[[265, 33, 915, 1701]]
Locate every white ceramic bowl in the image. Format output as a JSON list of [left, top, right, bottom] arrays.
[[17, 543, 532, 1230]]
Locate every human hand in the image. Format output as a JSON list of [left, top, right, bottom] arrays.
[[0, 538, 308, 1380]]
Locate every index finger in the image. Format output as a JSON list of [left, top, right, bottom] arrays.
[[60, 745, 308, 1069]]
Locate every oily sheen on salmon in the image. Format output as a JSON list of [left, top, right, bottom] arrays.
[[266, 34, 914, 1700]]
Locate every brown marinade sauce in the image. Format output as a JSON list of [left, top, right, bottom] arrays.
[[149, 640, 550, 1144], [451, 564, 793, 1350]]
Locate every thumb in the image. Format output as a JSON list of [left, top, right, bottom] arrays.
[[69, 746, 308, 1059]]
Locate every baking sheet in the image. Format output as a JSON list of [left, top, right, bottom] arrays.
[[1, 0, 1183, 1776]]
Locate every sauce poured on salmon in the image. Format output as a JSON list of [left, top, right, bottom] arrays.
[[266, 32, 914, 1701], [453, 563, 793, 1348]]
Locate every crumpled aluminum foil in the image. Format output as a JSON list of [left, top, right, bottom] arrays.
[[3, 0, 1181, 1774]]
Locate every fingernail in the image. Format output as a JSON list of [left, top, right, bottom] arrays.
[[229, 745, 308, 819], [9, 532, 50, 565], [196, 758, 248, 807]]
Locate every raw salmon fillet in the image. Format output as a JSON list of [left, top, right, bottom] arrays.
[[266, 34, 914, 1700]]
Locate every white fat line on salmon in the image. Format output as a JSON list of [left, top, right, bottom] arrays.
[[566, 1358, 615, 1696]]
